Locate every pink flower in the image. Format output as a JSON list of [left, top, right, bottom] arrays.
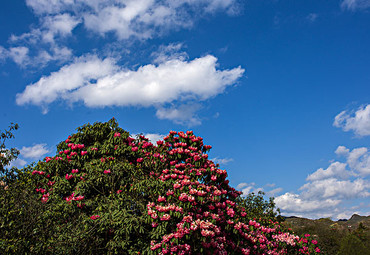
[[114, 132, 121, 137], [315, 247, 320, 253], [32, 170, 45, 175], [75, 195, 84, 201], [104, 169, 111, 174], [173, 183, 181, 189], [71, 169, 79, 173], [160, 214, 171, 221], [137, 158, 143, 163], [90, 215, 100, 220], [65, 174, 73, 180], [132, 147, 138, 152], [41, 193, 50, 203], [81, 151, 88, 156], [117, 189, 123, 194], [157, 196, 166, 202]]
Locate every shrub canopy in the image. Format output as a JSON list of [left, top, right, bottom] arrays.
[[1, 119, 321, 254]]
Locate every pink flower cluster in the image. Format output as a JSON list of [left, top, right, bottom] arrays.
[[32, 125, 321, 254], [145, 131, 321, 254]]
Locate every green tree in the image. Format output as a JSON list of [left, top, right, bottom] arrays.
[[0, 123, 19, 175], [337, 234, 369, 255], [1, 119, 321, 254]]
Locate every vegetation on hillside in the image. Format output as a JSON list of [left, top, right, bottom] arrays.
[[283, 215, 370, 254]]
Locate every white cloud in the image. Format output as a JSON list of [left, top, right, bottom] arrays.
[[341, 0, 370, 10], [156, 104, 202, 126], [9, 158, 28, 168], [236, 182, 250, 190], [347, 147, 370, 176], [300, 178, 370, 199], [211, 157, 234, 165], [266, 187, 283, 197], [20, 144, 50, 159], [144, 133, 165, 143], [333, 145, 370, 176], [16, 55, 117, 112], [16, 53, 244, 122], [236, 182, 264, 196], [334, 104, 370, 137], [40, 13, 80, 43], [25, 0, 239, 40], [26, 0, 75, 15], [4, 0, 240, 67], [274, 145, 370, 219], [8, 47, 30, 66], [0, 46, 7, 60], [335, 145, 350, 156], [275, 192, 341, 214], [306, 161, 351, 181]]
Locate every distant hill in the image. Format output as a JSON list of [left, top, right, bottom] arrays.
[[282, 214, 370, 254]]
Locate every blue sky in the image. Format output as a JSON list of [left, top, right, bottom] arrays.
[[1, 0, 370, 220]]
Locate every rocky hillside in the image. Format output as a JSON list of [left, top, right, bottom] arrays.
[[282, 214, 370, 254]]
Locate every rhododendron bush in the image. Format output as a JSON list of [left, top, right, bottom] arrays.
[[2, 119, 321, 254]]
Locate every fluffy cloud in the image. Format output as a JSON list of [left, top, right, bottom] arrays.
[[300, 178, 370, 199], [341, 0, 370, 10], [156, 104, 202, 126], [9, 158, 28, 169], [211, 157, 234, 165], [274, 192, 341, 214], [25, 0, 239, 40], [16, 53, 244, 122], [334, 104, 370, 137], [333, 145, 370, 176], [236, 182, 264, 195], [274, 145, 370, 219], [144, 133, 165, 144], [16, 55, 117, 112], [306, 162, 351, 181], [20, 144, 50, 159], [40, 14, 81, 43], [4, 0, 238, 67], [8, 47, 30, 66]]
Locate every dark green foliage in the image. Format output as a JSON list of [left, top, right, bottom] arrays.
[[337, 234, 368, 255], [239, 191, 283, 222], [0, 120, 321, 254], [0, 123, 19, 176]]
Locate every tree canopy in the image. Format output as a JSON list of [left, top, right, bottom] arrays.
[[0, 119, 321, 254]]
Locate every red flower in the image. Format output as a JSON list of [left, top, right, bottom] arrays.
[[65, 174, 73, 180], [90, 215, 100, 220]]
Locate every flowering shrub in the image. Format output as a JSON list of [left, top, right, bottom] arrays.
[[26, 119, 321, 254]]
